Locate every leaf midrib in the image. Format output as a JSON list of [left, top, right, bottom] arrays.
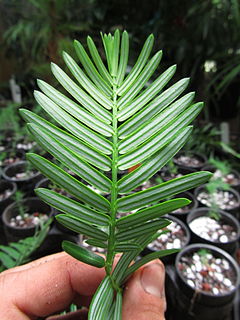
[[105, 80, 119, 275]]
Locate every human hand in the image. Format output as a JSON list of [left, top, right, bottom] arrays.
[[0, 252, 166, 320]]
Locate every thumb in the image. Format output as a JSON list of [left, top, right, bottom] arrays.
[[122, 260, 166, 320]]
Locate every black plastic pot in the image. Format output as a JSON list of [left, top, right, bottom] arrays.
[[202, 164, 240, 191], [194, 184, 240, 217], [166, 244, 240, 320], [2, 161, 42, 196], [0, 180, 17, 214], [0, 130, 15, 150], [142, 215, 190, 265], [0, 149, 25, 168], [169, 191, 198, 222], [2, 197, 54, 243], [187, 207, 240, 254], [0, 180, 17, 245], [160, 165, 195, 182], [173, 152, 207, 171]]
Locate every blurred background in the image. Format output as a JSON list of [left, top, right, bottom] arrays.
[[0, 0, 239, 150]]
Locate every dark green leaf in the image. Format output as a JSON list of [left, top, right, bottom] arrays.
[[35, 188, 110, 226], [37, 79, 113, 128], [26, 153, 110, 212], [117, 64, 175, 120], [116, 198, 190, 228], [101, 32, 113, 76], [0, 219, 51, 270], [118, 126, 192, 193], [118, 102, 203, 170], [116, 31, 129, 86], [117, 51, 162, 116], [112, 233, 156, 284], [117, 171, 212, 212], [74, 40, 112, 96], [33, 91, 112, 155], [87, 36, 113, 85], [62, 240, 105, 268], [0, 252, 15, 269], [112, 29, 120, 77], [119, 78, 190, 138], [0, 245, 19, 260], [63, 52, 113, 110], [51, 63, 112, 123], [115, 242, 141, 252], [27, 123, 112, 192], [56, 214, 108, 241], [85, 239, 107, 249], [119, 92, 195, 154], [122, 249, 179, 281], [116, 218, 171, 241], [117, 34, 154, 96], [20, 109, 112, 171]]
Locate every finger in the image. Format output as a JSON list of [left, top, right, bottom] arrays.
[[0, 252, 106, 318], [122, 260, 166, 320]]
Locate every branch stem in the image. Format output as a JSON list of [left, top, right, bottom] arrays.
[[105, 81, 118, 275]]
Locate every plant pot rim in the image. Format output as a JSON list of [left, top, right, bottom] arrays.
[[2, 160, 41, 182], [175, 151, 207, 158], [2, 197, 53, 230], [194, 184, 240, 208], [187, 207, 240, 243], [194, 184, 240, 195], [35, 177, 50, 189], [202, 165, 240, 186], [147, 214, 191, 251], [0, 180, 17, 201], [0, 148, 25, 167], [166, 213, 191, 244], [175, 243, 240, 298], [171, 191, 198, 213], [174, 151, 207, 167]]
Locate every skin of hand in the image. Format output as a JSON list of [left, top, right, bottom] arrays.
[[0, 252, 166, 320]]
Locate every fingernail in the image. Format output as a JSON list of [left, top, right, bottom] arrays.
[[140, 263, 165, 298]]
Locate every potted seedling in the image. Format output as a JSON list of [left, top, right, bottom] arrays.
[[0, 149, 25, 167], [187, 207, 240, 254], [2, 160, 42, 195], [143, 214, 190, 265], [2, 190, 52, 243], [173, 151, 207, 171], [167, 244, 240, 320], [203, 157, 240, 191], [194, 167, 240, 216], [0, 180, 17, 213], [0, 180, 17, 244], [19, 30, 211, 319]]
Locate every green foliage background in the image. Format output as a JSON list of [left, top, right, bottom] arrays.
[[0, 0, 240, 122]]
